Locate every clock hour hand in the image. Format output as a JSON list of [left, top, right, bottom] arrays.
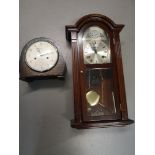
[[93, 47, 97, 54], [89, 41, 97, 53]]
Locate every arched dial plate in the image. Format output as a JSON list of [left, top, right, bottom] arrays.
[[82, 26, 111, 64]]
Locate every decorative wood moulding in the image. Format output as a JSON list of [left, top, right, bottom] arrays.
[[66, 14, 134, 129]]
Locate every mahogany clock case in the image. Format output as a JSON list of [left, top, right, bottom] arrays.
[[66, 14, 134, 129], [19, 37, 66, 82]]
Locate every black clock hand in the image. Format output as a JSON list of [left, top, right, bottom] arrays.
[[89, 41, 97, 53], [93, 47, 97, 54]]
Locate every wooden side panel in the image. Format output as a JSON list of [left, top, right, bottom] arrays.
[[70, 32, 82, 122], [114, 33, 128, 120]]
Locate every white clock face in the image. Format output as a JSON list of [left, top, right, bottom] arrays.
[[25, 41, 58, 72], [82, 26, 111, 64]]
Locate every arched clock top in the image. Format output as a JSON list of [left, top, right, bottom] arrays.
[[66, 14, 124, 41]]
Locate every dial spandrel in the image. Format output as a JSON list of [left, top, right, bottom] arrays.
[[83, 26, 111, 64]]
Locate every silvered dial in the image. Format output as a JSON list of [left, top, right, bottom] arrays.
[[83, 26, 111, 64], [25, 41, 58, 72]]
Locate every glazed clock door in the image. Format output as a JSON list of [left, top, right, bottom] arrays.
[[79, 26, 121, 122]]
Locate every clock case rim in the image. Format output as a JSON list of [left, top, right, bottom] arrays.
[[24, 37, 59, 72], [19, 37, 66, 81], [66, 14, 134, 129]]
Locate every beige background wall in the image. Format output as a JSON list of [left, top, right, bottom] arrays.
[[20, 0, 135, 155]]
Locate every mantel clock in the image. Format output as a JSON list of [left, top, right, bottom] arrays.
[[19, 37, 66, 81]]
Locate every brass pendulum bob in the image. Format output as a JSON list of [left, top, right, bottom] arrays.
[[86, 90, 100, 106]]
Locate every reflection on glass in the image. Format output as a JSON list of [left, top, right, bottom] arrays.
[[85, 68, 116, 116]]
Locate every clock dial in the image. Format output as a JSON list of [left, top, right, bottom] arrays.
[[25, 41, 58, 72], [83, 26, 111, 64]]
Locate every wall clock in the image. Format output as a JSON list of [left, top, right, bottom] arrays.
[[20, 37, 66, 81], [66, 14, 134, 129]]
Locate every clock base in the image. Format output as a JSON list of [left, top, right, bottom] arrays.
[[71, 119, 134, 129], [20, 74, 66, 82]]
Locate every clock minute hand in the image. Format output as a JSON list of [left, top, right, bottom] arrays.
[[89, 41, 97, 53], [94, 47, 98, 54], [39, 50, 53, 57], [92, 47, 97, 54], [40, 52, 51, 57]]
